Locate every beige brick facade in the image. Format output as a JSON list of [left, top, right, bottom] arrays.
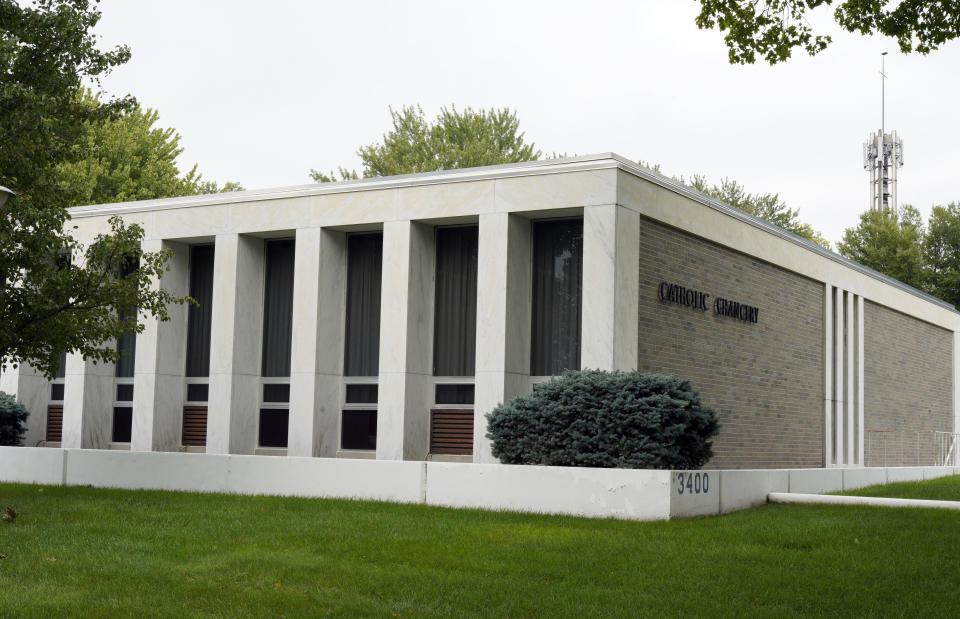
[[637, 217, 825, 469], [864, 301, 953, 466]]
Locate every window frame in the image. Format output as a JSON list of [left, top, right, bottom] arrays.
[[110, 376, 135, 447], [528, 216, 584, 382], [339, 231, 383, 456], [257, 376, 290, 452]]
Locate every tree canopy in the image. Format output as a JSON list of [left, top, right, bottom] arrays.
[[694, 1, 960, 64], [923, 202, 960, 307], [686, 174, 830, 248], [310, 105, 540, 182], [837, 205, 926, 291], [0, 0, 190, 377], [58, 91, 242, 206], [638, 162, 829, 248]]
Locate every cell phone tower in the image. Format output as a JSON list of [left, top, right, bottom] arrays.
[[863, 52, 904, 211]]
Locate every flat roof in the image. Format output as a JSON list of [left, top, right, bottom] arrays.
[[67, 153, 957, 313]]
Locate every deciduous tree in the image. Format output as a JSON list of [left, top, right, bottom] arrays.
[[311, 105, 540, 182], [57, 92, 243, 206], [0, 0, 189, 377], [837, 205, 926, 291], [694, 1, 960, 64], [639, 162, 829, 248], [923, 202, 960, 307], [686, 174, 830, 248]]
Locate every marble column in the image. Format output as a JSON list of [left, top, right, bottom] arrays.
[[61, 349, 113, 449], [56, 238, 113, 449], [845, 290, 856, 465], [288, 227, 346, 458], [823, 282, 834, 466], [0, 363, 49, 447], [376, 220, 434, 461], [856, 294, 865, 466], [581, 204, 640, 371], [834, 285, 845, 464], [131, 239, 190, 452], [473, 212, 532, 463], [207, 233, 264, 455], [954, 330, 960, 436]]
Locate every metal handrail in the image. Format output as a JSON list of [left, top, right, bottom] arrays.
[[864, 430, 956, 467]]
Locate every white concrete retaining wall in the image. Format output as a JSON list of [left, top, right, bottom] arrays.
[[0, 446, 65, 485], [64, 449, 426, 503], [2, 447, 958, 521], [425, 462, 671, 520]]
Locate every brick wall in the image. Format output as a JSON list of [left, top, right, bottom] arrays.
[[637, 218, 825, 469], [863, 300, 953, 467]]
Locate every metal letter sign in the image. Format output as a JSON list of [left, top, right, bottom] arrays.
[[658, 281, 759, 324]]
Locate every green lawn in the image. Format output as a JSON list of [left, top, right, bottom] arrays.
[[1, 478, 959, 617], [841, 474, 960, 501]]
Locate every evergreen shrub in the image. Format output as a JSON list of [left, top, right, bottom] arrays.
[[486, 370, 719, 469], [0, 391, 29, 446]]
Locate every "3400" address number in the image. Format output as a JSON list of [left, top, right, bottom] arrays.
[[676, 472, 709, 495]]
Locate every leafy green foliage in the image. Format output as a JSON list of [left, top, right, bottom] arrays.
[[311, 105, 540, 182], [688, 174, 831, 248], [695, 1, 960, 64], [837, 205, 926, 291], [923, 202, 960, 308], [0, 0, 134, 211], [0, 0, 190, 377], [57, 92, 243, 206], [1, 216, 188, 378], [487, 370, 720, 469], [637, 162, 829, 248], [0, 391, 29, 446]]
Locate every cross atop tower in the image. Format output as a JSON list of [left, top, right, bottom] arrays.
[[863, 52, 903, 211]]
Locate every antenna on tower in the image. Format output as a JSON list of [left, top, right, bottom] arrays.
[[880, 51, 887, 135], [863, 52, 903, 211]]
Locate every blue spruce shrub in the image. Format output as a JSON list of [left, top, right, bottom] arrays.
[[0, 391, 29, 446], [486, 370, 719, 469]]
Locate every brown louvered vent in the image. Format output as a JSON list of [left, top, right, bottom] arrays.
[[182, 406, 208, 447], [430, 409, 473, 455], [46, 405, 63, 443]]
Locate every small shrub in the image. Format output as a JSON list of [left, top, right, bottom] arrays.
[[486, 370, 719, 469], [0, 391, 29, 446]]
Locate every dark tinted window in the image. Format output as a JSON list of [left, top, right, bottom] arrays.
[[261, 240, 295, 377], [263, 383, 290, 403], [55, 351, 66, 379], [435, 384, 475, 405], [258, 409, 289, 448], [343, 234, 383, 377], [186, 383, 209, 402], [116, 384, 134, 402], [530, 219, 583, 376], [112, 407, 133, 443], [186, 245, 215, 377], [433, 227, 478, 377], [341, 410, 377, 450], [345, 384, 378, 404]]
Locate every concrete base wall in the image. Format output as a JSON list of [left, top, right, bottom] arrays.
[[0, 447, 65, 485], [1, 447, 957, 521], [426, 462, 671, 520]]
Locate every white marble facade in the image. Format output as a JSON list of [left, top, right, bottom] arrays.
[[3, 154, 960, 463]]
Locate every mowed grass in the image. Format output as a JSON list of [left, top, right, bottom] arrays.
[[1, 478, 959, 617], [841, 474, 960, 501]]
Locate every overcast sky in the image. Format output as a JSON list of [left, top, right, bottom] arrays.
[[92, 0, 960, 245]]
